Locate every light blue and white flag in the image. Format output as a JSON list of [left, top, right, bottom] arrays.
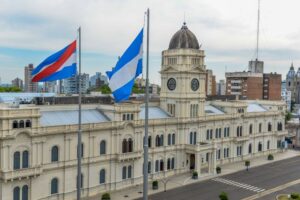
[[106, 29, 143, 102]]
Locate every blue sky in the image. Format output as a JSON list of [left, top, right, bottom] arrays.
[[1, 0, 300, 84]]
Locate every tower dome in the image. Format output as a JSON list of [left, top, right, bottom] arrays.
[[287, 63, 295, 78], [168, 22, 200, 50]]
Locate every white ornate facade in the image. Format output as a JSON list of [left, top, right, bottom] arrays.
[[0, 23, 287, 200]]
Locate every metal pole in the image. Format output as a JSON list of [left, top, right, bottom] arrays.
[[143, 8, 150, 200], [77, 26, 82, 200]]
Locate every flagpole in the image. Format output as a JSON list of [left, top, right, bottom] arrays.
[[77, 26, 82, 200], [143, 8, 150, 200]]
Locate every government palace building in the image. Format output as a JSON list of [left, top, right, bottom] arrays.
[[0, 23, 287, 200]]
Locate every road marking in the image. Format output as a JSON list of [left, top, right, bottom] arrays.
[[212, 178, 265, 193], [242, 178, 300, 200]]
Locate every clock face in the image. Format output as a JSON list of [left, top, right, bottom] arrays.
[[191, 78, 199, 91], [167, 78, 176, 91]]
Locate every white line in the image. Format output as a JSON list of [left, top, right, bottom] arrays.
[[212, 178, 265, 193]]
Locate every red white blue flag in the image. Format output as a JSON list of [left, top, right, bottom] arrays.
[[32, 40, 77, 82]]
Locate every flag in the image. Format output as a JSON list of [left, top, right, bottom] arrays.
[[106, 29, 143, 102], [32, 40, 77, 82]]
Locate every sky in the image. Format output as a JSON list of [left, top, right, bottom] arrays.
[[0, 0, 299, 85]]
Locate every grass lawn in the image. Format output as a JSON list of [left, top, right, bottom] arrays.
[[277, 195, 289, 200]]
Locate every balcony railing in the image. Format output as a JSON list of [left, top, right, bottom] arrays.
[[0, 166, 42, 181], [117, 151, 142, 161]]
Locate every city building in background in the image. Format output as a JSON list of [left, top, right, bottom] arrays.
[[205, 69, 216, 95], [285, 63, 300, 104], [90, 72, 108, 88], [64, 73, 89, 94], [226, 61, 281, 100], [216, 80, 226, 95], [24, 64, 38, 92], [43, 81, 57, 93], [11, 77, 23, 90]]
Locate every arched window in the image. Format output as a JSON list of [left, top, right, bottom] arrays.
[[14, 151, 21, 170], [51, 178, 58, 194], [267, 140, 270, 150], [13, 120, 18, 129], [155, 160, 159, 172], [160, 160, 164, 171], [237, 126, 240, 137], [25, 120, 31, 128], [148, 161, 151, 174], [100, 140, 106, 155], [51, 146, 59, 162], [193, 132, 197, 144], [122, 139, 127, 153], [259, 123, 262, 133], [189, 132, 193, 144], [22, 151, 29, 168], [122, 166, 127, 179], [148, 136, 152, 148], [206, 130, 210, 140], [168, 134, 171, 145], [210, 129, 213, 139], [258, 142, 262, 152], [248, 143, 252, 154], [22, 185, 28, 200], [171, 158, 175, 169], [155, 135, 160, 147], [128, 165, 132, 178], [13, 186, 20, 200], [128, 138, 133, 152], [19, 120, 24, 128], [160, 135, 164, 146], [277, 122, 282, 131], [240, 126, 243, 136], [167, 158, 171, 170], [249, 124, 253, 134], [99, 169, 105, 184], [268, 123, 272, 132], [172, 133, 176, 145]]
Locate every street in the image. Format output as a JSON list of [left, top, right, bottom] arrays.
[[142, 156, 300, 200]]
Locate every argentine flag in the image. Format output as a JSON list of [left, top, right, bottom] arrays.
[[106, 29, 143, 102]]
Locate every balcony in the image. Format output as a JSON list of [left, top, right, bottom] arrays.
[[117, 151, 142, 161], [233, 136, 249, 142], [0, 166, 42, 181]]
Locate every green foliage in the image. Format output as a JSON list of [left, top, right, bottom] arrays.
[[98, 85, 111, 94], [290, 193, 300, 199], [132, 83, 144, 94], [192, 171, 198, 176], [152, 180, 158, 187], [216, 166, 221, 173], [245, 160, 250, 166], [219, 192, 229, 200], [0, 86, 22, 92], [268, 154, 274, 160], [101, 193, 110, 200], [285, 112, 292, 123], [291, 100, 296, 112]]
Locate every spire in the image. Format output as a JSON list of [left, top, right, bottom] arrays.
[[291, 62, 294, 70]]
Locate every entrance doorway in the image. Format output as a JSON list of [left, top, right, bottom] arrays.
[[190, 154, 195, 170]]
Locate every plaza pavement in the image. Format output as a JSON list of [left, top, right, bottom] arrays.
[[85, 149, 300, 200]]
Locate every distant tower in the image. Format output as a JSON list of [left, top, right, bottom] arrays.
[[286, 63, 296, 101], [24, 64, 38, 92]]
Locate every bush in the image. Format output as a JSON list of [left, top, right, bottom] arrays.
[[291, 193, 300, 199], [216, 166, 221, 174], [101, 193, 110, 200], [245, 160, 250, 171], [219, 192, 229, 200], [192, 171, 198, 179], [268, 154, 274, 160], [152, 180, 158, 190]]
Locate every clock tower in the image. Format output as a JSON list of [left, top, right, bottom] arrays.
[[160, 22, 206, 118]]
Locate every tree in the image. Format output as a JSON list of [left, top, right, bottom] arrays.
[[0, 86, 22, 92], [219, 192, 229, 200], [285, 112, 292, 123], [99, 85, 111, 94], [245, 160, 250, 171]]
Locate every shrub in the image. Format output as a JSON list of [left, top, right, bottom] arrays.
[[192, 171, 198, 177], [216, 166, 221, 174], [219, 192, 229, 200], [101, 193, 110, 200], [152, 180, 158, 190], [291, 193, 300, 199], [268, 154, 274, 160]]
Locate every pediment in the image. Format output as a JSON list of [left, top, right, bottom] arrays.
[[160, 66, 179, 73]]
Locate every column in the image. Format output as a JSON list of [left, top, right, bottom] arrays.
[[195, 153, 201, 175], [212, 150, 216, 174]]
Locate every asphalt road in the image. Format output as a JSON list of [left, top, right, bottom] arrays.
[[140, 156, 300, 200]]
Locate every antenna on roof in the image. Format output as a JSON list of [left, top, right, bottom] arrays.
[[256, 0, 261, 61]]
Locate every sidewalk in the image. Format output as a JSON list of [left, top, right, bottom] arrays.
[[88, 150, 300, 200]]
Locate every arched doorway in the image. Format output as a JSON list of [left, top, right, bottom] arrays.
[[190, 154, 195, 170]]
